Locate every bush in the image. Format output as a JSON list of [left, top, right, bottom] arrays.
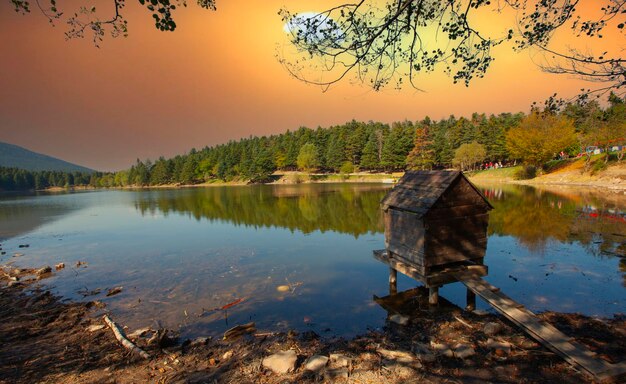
[[543, 159, 570, 173], [591, 159, 608, 175], [339, 161, 355, 179], [515, 165, 537, 180]]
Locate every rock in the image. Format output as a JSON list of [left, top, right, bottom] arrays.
[[453, 344, 475, 359], [324, 367, 349, 380], [485, 339, 511, 354], [127, 327, 151, 339], [377, 348, 416, 364], [303, 355, 328, 372], [472, 309, 490, 316], [389, 314, 410, 326], [357, 352, 379, 370], [7, 281, 22, 288], [262, 350, 297, 374], [430, 342, 454, 358], [106, 286, 123, 297], [483, 322, 503, 336], [86, 324, 106, 332], [55, 263, 65, 270], [13, 253, 24, 257], [36, 266, 52, 276], [1, 251, 6, 255], [18, 244, 29, 248], [413, 342, 436, 363], [276, 285, 290, 292], [189, 337, 210, 348], [329, 353, 351, 368], [386, 364, 416, 379], [222, 351, 234, 360]]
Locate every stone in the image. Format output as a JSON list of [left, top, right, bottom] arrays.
[[430, 342, 454, 358], [189, 337, 210, 348], [262, 350, 297, 374], [127, 327, 151, 339], [453, 344, 475, 359], [276, 285, 290, 292], [106, 286, 123, 297], [329, 353, 351, 368], [222, 351, 234, 360], [472, 309, 489, 316], [324, 367, 349, 380], [36, 266, 52, 276], [55, 263, 65, 270], [483, 322, 503, 336], [376, 348, 416, 364], [303, 355, 328, 373], [485, 339, 511, 354], [413, 343, 436, 363], [388, 314, 409, 326], [388, 364, 416, 379], [86, 324, 106, 332]]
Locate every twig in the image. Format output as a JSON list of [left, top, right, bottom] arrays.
[[103, 314, 150, 359], [453, 315, 474, 330]]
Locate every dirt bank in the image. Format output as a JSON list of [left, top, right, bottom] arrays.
[[1, 266, 624, 384], [469, 162, 626, 191]]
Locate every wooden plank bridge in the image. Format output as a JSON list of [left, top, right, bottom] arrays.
[[375, 250, 626, 383]]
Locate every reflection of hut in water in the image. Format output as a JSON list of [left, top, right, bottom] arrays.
[[375, 170, 492, 306]]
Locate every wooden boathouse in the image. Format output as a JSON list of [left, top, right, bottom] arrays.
[[373, 170, 626, 382], [376, 170, 491, 306]]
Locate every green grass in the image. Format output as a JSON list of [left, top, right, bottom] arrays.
[[468, 166, 521, 180]]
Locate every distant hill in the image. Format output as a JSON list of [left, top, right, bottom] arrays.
[[0, 141, 95, 173]]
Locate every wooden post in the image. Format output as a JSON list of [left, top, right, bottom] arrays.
[[389, 267, 397, 295], [466, 288, 476, 311], [428, 286, 439, 305]]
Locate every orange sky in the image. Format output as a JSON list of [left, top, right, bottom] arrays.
[[0, 1, 622, 170]]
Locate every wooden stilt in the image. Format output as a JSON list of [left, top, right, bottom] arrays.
[[466, 288, 476, 311], [389, 267, 397, 295], [428, 286, 439, 305]]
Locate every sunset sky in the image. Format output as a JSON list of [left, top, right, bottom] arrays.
[[0, 1, 621, 171]]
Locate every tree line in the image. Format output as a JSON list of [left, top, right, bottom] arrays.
[[1, 97, 624, 191]]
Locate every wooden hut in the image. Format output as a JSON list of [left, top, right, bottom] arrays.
[[380, 170, 493, 276]]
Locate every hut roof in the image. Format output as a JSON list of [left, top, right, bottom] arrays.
[[381, 170, 493, 216]]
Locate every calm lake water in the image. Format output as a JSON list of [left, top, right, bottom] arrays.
[[0, 183, 624, 339]]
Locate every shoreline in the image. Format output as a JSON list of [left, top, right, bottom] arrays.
[[28, 166, 626, 193], [1, 267, 624, 383]]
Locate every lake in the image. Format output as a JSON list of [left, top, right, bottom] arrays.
[[0, 183, 624, 339]]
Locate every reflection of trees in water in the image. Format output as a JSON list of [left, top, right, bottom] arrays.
[[481, 184, 626, 284], [134, 184, 389, 238], [0, 195, 79, 240]]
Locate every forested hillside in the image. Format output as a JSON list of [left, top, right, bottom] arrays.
[[0, 142, 94, 173], [1, 97, 624, 191]]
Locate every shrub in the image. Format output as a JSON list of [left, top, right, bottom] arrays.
[[515, 165, 537, 180], [591, 160, 608, 175]]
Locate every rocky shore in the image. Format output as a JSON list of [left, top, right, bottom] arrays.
[[1, 266, 624, 384]]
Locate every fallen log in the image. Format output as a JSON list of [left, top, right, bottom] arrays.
[[103, 315, 150, 359]]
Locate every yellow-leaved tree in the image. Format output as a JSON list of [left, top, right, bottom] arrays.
[[506, 113, 576, 167]]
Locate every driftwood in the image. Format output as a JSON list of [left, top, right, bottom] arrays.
[[223, 322, 256, 340], [103, 315, 150, 359]]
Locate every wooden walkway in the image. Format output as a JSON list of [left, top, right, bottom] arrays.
[[453, 271, 626, 383]]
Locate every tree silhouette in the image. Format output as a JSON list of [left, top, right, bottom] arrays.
[[280, 1, 625, 99]]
